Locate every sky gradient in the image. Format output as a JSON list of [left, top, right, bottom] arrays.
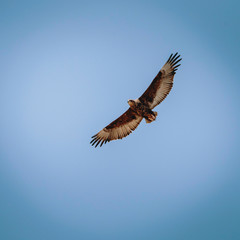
[[1, 1, 240, 239]]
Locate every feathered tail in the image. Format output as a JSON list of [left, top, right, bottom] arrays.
[[145, 111, 158, 123]]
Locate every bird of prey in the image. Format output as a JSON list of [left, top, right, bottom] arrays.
[[90, 53, 182, 147]]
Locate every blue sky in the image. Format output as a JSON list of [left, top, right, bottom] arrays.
[[0, 1, 240, 239]]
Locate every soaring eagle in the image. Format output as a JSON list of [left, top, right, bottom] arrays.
[[91, 53, 182, 147]]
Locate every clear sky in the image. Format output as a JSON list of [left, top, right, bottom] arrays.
[[1, 1, 240, 239]]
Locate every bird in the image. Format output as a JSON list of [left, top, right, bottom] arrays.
[[90, 53, 182, 147]]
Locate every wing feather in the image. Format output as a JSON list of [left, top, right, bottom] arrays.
[[139, 53, 182, 109], [90, 108, 143, 147]]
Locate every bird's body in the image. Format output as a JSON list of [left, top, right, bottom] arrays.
[[128, 99, 158, 123], [91, 53, 182, 147]]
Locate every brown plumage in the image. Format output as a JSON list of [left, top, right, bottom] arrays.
[[91, 53, 182, 147]]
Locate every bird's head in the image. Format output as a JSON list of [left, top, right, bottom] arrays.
[[127, 99, 135, 107]]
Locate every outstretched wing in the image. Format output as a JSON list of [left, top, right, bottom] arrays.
[[90, 108, 143, 147], [139, 53, 182, 109]]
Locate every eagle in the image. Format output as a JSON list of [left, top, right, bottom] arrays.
[[90, 53, 182, 147]]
